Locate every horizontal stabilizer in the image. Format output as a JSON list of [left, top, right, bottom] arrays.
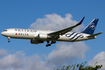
[[87, 32, 103, 37]]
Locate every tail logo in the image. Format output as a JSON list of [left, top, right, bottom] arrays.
[[89, 23, 95, 30]]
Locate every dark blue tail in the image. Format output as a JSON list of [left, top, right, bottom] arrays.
[[81, 19, 99, 35]]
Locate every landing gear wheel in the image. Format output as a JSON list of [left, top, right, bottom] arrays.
[[46, 41, 50, 47], [46, 44, 51, 47], [51, 41, 56, 44], [46, 41, 56, 47], [8, 40, 10, 42]]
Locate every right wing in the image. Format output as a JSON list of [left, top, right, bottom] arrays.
[[48, 17, 85, 38]]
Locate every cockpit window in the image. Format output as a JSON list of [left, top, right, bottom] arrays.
[[3, 30, 7, 31]]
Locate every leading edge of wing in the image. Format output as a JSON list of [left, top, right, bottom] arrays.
[[48, 17, 85, 36]]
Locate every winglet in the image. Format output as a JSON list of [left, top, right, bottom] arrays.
[[78, 17, 85, 25]]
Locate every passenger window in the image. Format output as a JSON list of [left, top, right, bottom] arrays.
[[18, 29, 20, 31], [33, 30, 36, 32], [24, 29, 26, 32], [27, 30, 29, 32], [15, 29, 17, 31], [21, 29, 23, 32], [30, 30, 33, 32]]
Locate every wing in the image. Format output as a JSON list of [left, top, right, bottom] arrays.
[[48, 17, 85, 38]]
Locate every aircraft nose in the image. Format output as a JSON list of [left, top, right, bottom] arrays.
[[1, 31, 7, 36], [1, 32, 3, 35]]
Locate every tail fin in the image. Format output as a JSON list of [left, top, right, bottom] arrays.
[[81, 19, 99, 35]]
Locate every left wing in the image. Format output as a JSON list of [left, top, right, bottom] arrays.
[[48, 17, 85, 38]]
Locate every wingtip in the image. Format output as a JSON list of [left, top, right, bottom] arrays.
[[83, 17, 85, 19], [82, 17, 85, 21], [78, 17, 85, 25], [100, 32, 103, 34]]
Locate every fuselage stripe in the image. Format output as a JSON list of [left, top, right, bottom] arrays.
[[69, 33, 79, 40], [72, 35, 81, 41], [69, 32, 75, 37]]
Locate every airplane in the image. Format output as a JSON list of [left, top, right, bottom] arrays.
[[1, 17, 103, 47]]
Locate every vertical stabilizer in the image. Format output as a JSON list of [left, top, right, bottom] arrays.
[[81, 19, 99, 35]]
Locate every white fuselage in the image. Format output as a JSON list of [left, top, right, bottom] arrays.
[[1, 28, 95, 42]]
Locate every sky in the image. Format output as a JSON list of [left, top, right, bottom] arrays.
[[0, 0, 105, 70]]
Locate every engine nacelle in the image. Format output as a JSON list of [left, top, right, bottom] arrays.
[[39, 34, 48, 39], [34, 34, 51, 40], [30, 40, 43, 44]]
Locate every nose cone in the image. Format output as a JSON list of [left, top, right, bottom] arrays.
[[1, 32, 3, 35], [1, 31, 7, 36]]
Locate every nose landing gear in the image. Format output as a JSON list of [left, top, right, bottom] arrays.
[[7, 37, 10, 42]]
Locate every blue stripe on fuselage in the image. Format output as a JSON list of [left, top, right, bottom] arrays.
[[65, 32, 84, 41], [72, 35, 84, 41], [69, 33, 79, 40], [65, 32, 75, 37]]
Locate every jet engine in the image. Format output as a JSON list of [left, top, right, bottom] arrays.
[[34, 34, 51, 39], [30, 40, 44, 44]]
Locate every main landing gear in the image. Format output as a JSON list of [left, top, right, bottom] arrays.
[[46, 41, 56, 47], [7, 37, 10, 42]]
